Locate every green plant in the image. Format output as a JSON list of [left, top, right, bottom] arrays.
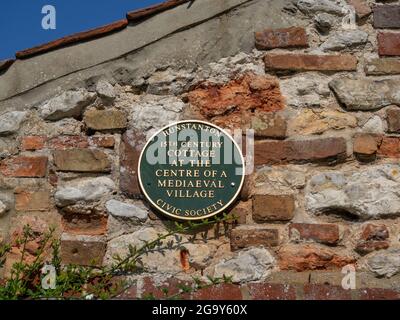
[[0, 213, 236, 300]]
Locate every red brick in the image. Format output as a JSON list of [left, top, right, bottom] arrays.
[[387, 108, 400, 133], [141, 277, 192, 300], [353, 133, 381, 162], [247, 283, 296, 300], [254, 137, 347, 165], [355, 224, 389, 255], [358, 288, 400, 300], [47, 136, 89, 149], [84, 109, 127, 130], [53, 149, 110, 172], [373, 5, 400, 29], [0, 156, 47, 177], [303, 284, 352, 300], [228, 200, 252, 224], [365, 58, 400, 76], [253, 194, 295, 222], [120, 131, 145, 198], [347, 0, 371, 19], [355, 241, 389, 255], [15, 190, 50, 212], [289, 223, 339, 245], [378, 32, 400, 56], [21, 136, 46, 151], [278, 245, 356, 271], [378, 136, 400, 158], [255, 27, 308, 50], [361, 224, 389, 241], [191, 284, 243, 300], [60, 234, 106, 267], [62, 214, 108, 236], [117, 284, 138, 300], [89, 136, 115, 148], [250, 112, 287, 139], [264, 53, 357, 72], [230, 227, 279, 250], [188, 74, 284, 129]]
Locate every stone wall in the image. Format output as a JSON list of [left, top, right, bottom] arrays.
[[1, 0, 400, 299]]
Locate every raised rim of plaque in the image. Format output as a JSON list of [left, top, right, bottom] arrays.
[[137, 120, 245, 220]]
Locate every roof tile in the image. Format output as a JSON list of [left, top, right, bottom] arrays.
[[16, 19, 128, 59], [0, 59, 14, 72], [126, 0, 191, 21]]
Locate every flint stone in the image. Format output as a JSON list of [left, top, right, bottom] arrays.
[[306, 164, 400, 219], [213, 247, 275, 283], [105, 199, 148, 222], [329, 78, 400, 111], [320, 30, 368, 51], [296, 0, 346, 15], [55, 177, 115, 207], [0, 111, 27, 135], [39, 88, 96, 120], [366, 248, 400, 278]]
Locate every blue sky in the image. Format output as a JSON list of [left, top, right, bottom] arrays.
[[0, 0, 162, 60]]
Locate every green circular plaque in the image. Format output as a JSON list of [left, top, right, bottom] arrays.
[[138, 120, 245, 220]]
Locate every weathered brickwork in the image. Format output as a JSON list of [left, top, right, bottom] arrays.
[[1, 0, 400, 300]]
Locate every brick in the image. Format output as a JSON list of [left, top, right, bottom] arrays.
[[355, 241, 389, 255], [353, 133, 380, 162], [247, 283, 296, 300], [60, 234, 106, 266], [358, 288, 400, 300], [387, 108, 400, 133], [47, 136, 89, 149], [253, 194, 295, 222], [250, 113, 287, 139], [0, 156, 47, 177], [53, 149, 111, 172], [278, 245, 356, 271], [373, 5, 400, 29], [378, 136, 400, 158], [361, 224, 389, 241], [62, 214, 108, 236], [15, 190, 50, 212], [187, 74, 284, 129], [378, 32, 400, 56], [191, 284, 242, 300], [289, 223, 339, 245], [141, 277, 192, 299], [347, 0, 371, 19], [303, 284, 353, 300], [89, 136, 115, 148], [120, 131, 144, 198], [230, 226, 279, 250], [365, 58, 400, 75], [264, 53, 357, 72], [355, 224, 389, 255], [254, 137, 347, 165], [21, 136, 46, 151], [117, 283, 138, 300], [84, 108, 127, 131], [228, 200, 252, 224], [255, 27, 308, 50]]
